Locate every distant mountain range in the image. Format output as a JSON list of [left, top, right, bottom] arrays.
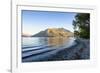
[[30, 28, 73, 37], [22, 33, 32, 37]]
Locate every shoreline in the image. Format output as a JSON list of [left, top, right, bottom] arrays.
[[23, 38, 90, 62], [47, 38, 90, 61]]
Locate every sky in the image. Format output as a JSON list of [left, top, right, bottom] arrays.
[[22, 10, 77, 35]]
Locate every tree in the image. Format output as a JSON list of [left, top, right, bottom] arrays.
[[72, 13, 90, 39]]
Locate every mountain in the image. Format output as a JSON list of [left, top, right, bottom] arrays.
[[22, 33, 32, 37], [31, 28, 74, 37]]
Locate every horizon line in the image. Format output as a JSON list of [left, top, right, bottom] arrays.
[[22, 27, 74, 36]]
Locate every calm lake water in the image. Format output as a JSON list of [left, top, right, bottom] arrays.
[[22, 37, 76, 62]]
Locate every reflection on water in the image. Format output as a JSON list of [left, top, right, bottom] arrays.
[[48, 37, 69, 46], [22, 37, 76, 62], [22, 37, 75, 49]]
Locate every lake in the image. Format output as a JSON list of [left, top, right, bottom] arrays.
[[22, 37, 76, 62]]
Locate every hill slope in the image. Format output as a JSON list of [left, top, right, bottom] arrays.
[[32, 28, 73, 37]]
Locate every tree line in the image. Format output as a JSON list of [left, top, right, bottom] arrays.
[[72, 13, 90, 39]]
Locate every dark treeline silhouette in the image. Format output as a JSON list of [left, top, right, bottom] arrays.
[[73, 13, 90, 39]]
